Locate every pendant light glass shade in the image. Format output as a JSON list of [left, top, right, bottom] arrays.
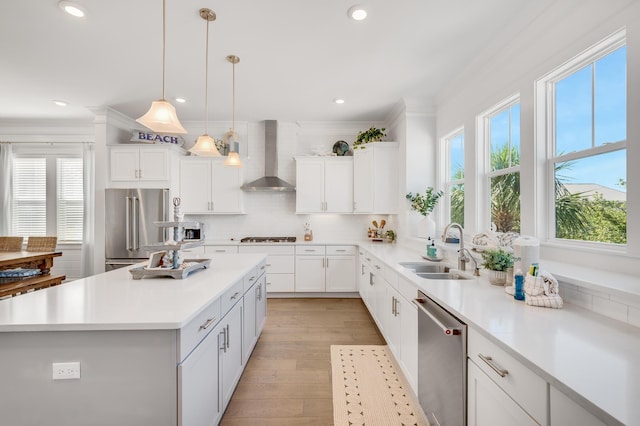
[[189, 8, 221, 156], [224, 151, 242, 166], [190, 133, 221, 156], [224, 54, 243, 167], [137, 100, 187, 134], [137, 0, 187, 134]]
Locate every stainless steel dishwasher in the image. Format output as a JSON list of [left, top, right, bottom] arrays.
[[415, 290, 467, 426]]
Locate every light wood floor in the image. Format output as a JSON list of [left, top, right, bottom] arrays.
[[220, 297, 385, 425]]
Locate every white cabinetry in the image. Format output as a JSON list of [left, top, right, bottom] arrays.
[[295, 157, 353, 213], [295, 245, 356, 292], [239, 245, 295, 293], [109, 145, 178, 187], [550, 386, 607, 426], [219, 300, 243, 408], [179, 157, 244, 214], [243, 269, 267, 363], [353, 142, 398, 214], [467, 328, 547, 426]]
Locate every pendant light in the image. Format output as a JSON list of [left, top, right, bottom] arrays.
[[224, 55, 243, 167], [189, 8, 222, 156], [136, 0, 187, 134]]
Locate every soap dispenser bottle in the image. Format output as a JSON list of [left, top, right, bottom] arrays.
[[427, 239, 437, 258]]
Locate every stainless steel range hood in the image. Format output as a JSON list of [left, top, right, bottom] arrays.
[[241, 120, 295, 192]]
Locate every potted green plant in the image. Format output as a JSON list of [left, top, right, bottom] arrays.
[[406, 188, 443, 239], [480, 248, 515, 285], [353, 127, 386, 149]]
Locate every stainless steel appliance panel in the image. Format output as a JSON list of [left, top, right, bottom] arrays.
[[105, 188, 168, 260], [415, 291, 467, 426]]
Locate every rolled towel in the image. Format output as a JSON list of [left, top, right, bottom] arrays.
[[524, 269, 559, 296], [525, 294, 563, 309]]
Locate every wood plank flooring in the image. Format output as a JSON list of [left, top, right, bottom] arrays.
[[220, 298, 385, 425]]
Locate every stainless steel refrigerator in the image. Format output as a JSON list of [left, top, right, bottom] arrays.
[[105, 188, 169, 271]]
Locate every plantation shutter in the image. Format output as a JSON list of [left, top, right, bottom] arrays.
[[11, 157, 46, 237], [57, 158, 84, 242]]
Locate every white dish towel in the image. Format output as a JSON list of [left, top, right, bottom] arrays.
[[523, 270, 563, 308]]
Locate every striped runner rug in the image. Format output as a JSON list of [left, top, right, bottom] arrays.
[[331, 345, 429, 426]]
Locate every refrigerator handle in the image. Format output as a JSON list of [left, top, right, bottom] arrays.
[[125, 196, 132, 251], [132, 196, 139, 250]]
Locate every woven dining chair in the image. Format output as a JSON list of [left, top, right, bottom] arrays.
[[26, 236, 58, 252], [0, 237, 24, 252]]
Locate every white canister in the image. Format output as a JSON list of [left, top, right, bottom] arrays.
[[513, 235, 540, 275]]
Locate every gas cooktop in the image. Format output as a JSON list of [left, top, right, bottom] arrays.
[[240, 237, 297, 243]]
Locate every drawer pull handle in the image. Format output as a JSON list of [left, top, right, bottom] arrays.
[[336, 249, 347, 252], [304, 249, 315, 252], [375, 265, 381, 270], [478, 354, 509, 377], [199, 317, 217, 331], [249, 276, 256, 282], [366, 257, 371, 261], [230, 292, 240, 300], [267, 282, 272, 286], [261, 265, 267, 269]]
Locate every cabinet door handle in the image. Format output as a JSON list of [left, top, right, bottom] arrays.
[[391, 296, 395, 315], [478, 354, 509, 377], [220, 329, 227, 353], [199, 317, 217, 331], [226, 324, 230, 349], [326, 258, 329, 268], [138, 169, 142, 179], [394, 298, 400, 317]]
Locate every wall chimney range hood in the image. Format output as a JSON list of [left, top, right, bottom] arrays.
[[241, 120, 295, 192]]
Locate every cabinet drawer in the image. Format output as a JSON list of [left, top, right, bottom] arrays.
[[181, 246, 205, 256], [205, 245, 238, 254], [266, 255, 294, 273], [468, 328, 547, 423], [239, 245, 294, 255], [265, 274, 295, 292], [178, 298, 221, 361], [296, 245, 326, 255], [243, 266, 260, 293], [221, 279, 245, 314], [326, 245, 356, 255]]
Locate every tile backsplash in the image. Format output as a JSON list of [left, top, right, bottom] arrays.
[[559, 282, 640, 328]]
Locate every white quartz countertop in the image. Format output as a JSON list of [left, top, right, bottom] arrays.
[[359, 242, 640, 426], [0, 253, 266, 332]]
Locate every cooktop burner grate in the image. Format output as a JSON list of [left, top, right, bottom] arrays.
[[240, 237, 297, 243]]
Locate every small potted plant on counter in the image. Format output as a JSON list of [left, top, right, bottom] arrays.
[[480, 247, 515, 285], [353, 127, 386, 149]]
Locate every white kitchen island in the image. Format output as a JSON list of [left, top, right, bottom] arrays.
[[0, 253, 267, 426]]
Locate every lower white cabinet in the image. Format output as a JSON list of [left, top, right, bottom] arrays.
[[295, 245, 356, 292], [467, 361, 539, 426], [243, 273, 267, 363], [550, 386, 607, 426], [220, 301, 243, 409], [467, 327, 547, 426], [239, 245, 295, 293], [178, 321, 221, 426]]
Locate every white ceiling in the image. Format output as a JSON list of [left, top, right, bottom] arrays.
[[0, 0, 551, 124]]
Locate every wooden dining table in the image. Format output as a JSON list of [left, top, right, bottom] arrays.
[[0, 251, 66, 298]]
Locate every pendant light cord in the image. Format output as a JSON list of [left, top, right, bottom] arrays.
[[232, 60, 235, 134], [162, 0, 166, 100], [204, 17, 210, 134]]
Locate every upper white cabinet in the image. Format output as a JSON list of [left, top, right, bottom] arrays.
[[353, 142, 398, 214], [109, 145, 178, 187], [179, 157, 244, 214], [295, 157, 353, 213]]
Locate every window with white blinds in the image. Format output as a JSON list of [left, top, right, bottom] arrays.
[[11, 155, 83, 243], [57, 158, 84, 242], [11, 157, 47, 237]]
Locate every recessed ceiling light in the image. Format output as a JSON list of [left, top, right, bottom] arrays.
[[334, 98, 345, 104], [59, 1, 86, 18], [175, 97, 186, 103], [53, 100, 68, 107], [348, 5, 367, 21]]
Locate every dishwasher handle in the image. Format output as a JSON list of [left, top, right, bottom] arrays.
[[414, 298, 462, 336]]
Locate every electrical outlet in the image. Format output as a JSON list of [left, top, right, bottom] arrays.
[[52, 362, 81, 380]]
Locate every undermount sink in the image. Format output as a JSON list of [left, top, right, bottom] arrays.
[[399, 262, 471, 280], [416, 272, 471, 280], [398, 262, 451, 274]]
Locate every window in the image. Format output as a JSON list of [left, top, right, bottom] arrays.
[[542, 31, 626, 245], [443, 129, 464, 227], [11, 155, 83, 243], [482, 96, 521, 233]]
